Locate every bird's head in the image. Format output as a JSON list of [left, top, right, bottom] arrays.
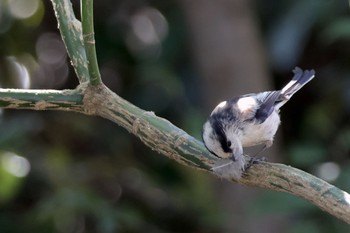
[[202, 101, 243, 160]]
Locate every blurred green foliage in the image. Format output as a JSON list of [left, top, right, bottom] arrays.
[[0, 0, 350, 232]]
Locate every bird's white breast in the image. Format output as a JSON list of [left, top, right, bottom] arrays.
[[238, 110, 281, 147]]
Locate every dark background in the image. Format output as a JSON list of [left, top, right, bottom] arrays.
[[1, 0, 350, 232]]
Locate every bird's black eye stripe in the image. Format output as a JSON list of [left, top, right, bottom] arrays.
[[210, 118, 232, 153]]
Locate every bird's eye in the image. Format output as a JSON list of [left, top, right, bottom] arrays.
[[227, 140, 231, 148]]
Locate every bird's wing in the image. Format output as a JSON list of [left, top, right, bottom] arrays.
[[253, 91, 281, 123]]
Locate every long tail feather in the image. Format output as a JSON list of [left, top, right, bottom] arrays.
[[275, 67, 315, 109], [281, 67, 315, 98]]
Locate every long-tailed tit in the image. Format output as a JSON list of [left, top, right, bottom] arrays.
[[202, 67, 315, 179]]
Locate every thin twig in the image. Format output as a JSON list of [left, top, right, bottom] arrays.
[[50, 0, 89, 83], [81, 0, 102, 85]]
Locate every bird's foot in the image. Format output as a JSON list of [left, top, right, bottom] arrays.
[[244, 156, 267, 171]]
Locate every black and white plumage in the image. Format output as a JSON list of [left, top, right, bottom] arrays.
[[202, 67, 315, 177]]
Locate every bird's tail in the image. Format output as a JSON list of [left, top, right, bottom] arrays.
[[276, 67, 315, 109]]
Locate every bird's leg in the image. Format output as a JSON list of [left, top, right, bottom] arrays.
[[244, 156, 267, 170], [251, 139, 272, 156], [244, 140, 271, 171]]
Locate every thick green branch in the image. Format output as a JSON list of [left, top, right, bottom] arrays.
[[82, 84, 350, 224], [82, 84, 213, 170], [0, 88, 84, 111], [50, 0, 89, 83], [81, 0, 102, 85], [1, 84, 350, 224], [242, 163, 350, 222]]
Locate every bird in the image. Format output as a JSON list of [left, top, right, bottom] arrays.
[[202, 67, 315, 174]]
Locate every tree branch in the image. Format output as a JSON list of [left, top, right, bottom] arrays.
[[0, 88, 84, 112], [81, 0, 102, 85], [81, 84, 350, 224], [1, 83, 350, 224], [241, 162, 350, 223], [51, 0, 89, 83]]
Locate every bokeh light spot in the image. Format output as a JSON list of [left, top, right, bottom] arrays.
[[126, 7, 168, 58], [33, 33, 69, 87], [8, 0, 39, 20], [1, 152, 31, 178], [315, 162, 340, 182], [36, 33, 67, 66], [5, 56, 31, 89], [131, 7, 168, 46]]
